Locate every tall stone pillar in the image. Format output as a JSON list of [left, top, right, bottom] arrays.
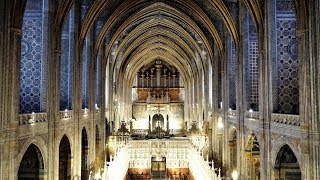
[[211, 45, 220, 161], [236, 2, 246, 178], [1, 2, 26, 178], [48, 49, 61, 180], [258, 45, 271, 180], [87, 30, 97, 173], [311, 2, 320, 179], [254, 4, 272, 179], [3, 25, 23, 180], [99, 47, 107, 169], [72, 0, 83, 178], [221, 45, 230, 174], [297, 2, 319, 177]]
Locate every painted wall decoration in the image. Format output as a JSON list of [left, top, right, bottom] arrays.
[[20, 0, 47, 113], [275, 0, 299, 114]]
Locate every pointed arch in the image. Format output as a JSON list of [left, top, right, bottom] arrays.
[[59, 134, 72, 180], [18, 144, 45, 179], [271, 135, 301, 167], [245, 134, 261, 179], [274, 144, 301, 179], [15, 136, 48, 175]]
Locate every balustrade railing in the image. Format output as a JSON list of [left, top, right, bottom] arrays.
[[245, 110, 259, 120], [224, 109, 300, 126], [82, 108, 89, 117], [228, 109, 236, 117], [272, 113, 300, 126], [18, 109, 300, 128], [59, 110, 73, 120], [188, 145, 221, 180], [131, 129, 148, 135], [19, 112, 47, 125]]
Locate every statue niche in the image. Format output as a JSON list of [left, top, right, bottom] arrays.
[[152, 114, 164, 130]]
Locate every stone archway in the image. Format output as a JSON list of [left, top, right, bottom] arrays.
[[18, 144, 45, 179], [59, 135, 72, 180], [245, 134, 260, 180], [274, 144, 301, 180]]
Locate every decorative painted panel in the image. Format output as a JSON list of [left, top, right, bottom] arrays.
[[20, 0, 45, 113], [275, 0, 299, 114]]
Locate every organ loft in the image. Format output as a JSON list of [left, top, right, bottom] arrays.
[[0, 0, 319, 180]]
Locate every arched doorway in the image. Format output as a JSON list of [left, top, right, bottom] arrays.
[[59, 135, 71, 180], [81, 128, 89, 180], [152, 114, 164, 130], [245, 134, 260, 180], [274, 145, 301, 180], [18, 144, 45, 179]]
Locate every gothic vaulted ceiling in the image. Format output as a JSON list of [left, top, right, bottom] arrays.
[[53, 0, 256, 85]]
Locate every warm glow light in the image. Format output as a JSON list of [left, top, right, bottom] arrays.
[[217, 121, 224, 129], [217, 117, 223, 129], [133, 118, 149, 129], [29, 112, 36, 125], [169, 118, 181, 129], [133, 117, 182, 130], [29, 120, 35, 125], [63, 109, 69, 120], [248, 109, 253, 118], [232, 170, 238, 180], [107, 145, 129, 180], [94, 169, 102, 179], [84, 108, 88, 116]]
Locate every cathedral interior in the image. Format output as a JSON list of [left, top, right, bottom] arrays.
[[0, 0, 319, 180]]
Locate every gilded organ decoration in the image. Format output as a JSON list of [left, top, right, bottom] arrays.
[[132, 60, 184, 133], [133, 60, 183, 103]]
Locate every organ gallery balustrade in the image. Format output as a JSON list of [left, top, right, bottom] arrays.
[[18, 108, 300, 129]]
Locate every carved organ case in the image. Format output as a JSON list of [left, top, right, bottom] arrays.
[[132, 60, 184, 133]]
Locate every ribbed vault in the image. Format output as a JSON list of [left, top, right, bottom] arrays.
[[70, 0, 244, 129]]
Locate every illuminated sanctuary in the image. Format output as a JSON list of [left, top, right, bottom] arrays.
[[0, 0, 319, 180]]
